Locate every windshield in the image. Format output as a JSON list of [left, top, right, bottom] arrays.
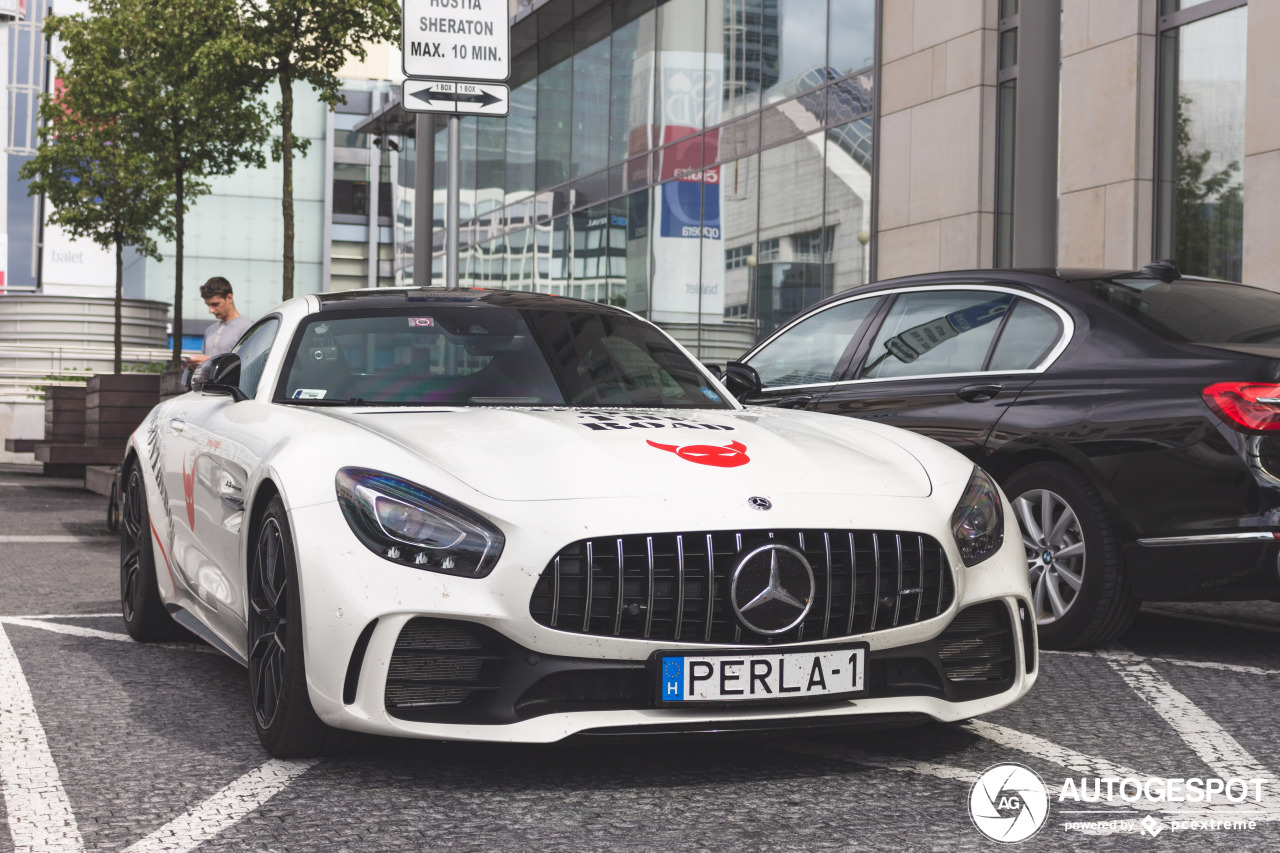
[[275, 305, 730, 409], [1089, 278, 1280, 345]]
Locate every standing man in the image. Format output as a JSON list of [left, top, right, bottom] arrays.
[[185, 277, 252, 367]]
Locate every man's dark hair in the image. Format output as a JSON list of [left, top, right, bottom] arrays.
[[199, 277, 233, 300]]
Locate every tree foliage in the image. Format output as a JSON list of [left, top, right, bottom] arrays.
[[1173, 93, 1243, 281], [239, 0, 400, 302], [18, 55, 172, 374], [60, 0, 270, 366]]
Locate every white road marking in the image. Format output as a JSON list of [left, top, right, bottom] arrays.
[[1, 618, 131, 643], [122, 759, 318, 853], [0, 614, 118, 620], [0, 536, 113, 544], [1044, 649, 1280, 677], [0, 618, 218, 654], [0, 624, 86, 853], [962, 720, 1147, 778], [1097, 649, 1278, 784]]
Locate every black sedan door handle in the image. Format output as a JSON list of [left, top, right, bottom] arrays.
[[956, 384, 1003, 403], [775, 395, 814, 410]]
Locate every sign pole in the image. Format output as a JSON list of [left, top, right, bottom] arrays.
[[402, 0, 510, 291], [413, 113, 434, 286], [446, 114, 460, 291]]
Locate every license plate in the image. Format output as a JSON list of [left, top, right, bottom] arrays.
[[655, 644, 867, 705]]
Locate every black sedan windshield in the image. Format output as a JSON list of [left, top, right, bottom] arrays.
[[276, 305, 730, 409]]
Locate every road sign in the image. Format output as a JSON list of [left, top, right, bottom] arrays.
[[403, 80, 510, 116], [402, 0, 510, 82]]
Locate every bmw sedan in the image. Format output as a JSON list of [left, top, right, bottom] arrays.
[[118, 288, 1036, 757], [727, 263, 1280, 650]]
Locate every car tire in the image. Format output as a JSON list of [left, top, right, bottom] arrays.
[[120, 463, 186, 642], [248, 495, 342, 758], [1004, 462, 1138, 650]]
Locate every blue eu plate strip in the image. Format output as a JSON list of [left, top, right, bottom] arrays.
[[661, 657, 684, 701]]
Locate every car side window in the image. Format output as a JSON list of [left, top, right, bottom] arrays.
[[748, 298, 877, 388], [861, 291, 1013, 380], [988, 299, 1063, 371], [232, 318, 280, 398]]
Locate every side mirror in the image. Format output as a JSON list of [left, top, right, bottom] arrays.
[[705, 363, 724, 380], [190, 352, 248, 402], [723, 361, 762, 401]]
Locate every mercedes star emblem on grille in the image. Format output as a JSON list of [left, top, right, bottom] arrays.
[[729, 544, 815, 635], [748, 496, 772, 510]]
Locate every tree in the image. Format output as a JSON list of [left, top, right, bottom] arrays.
[[1173, 94, 1244, 280], [19, 78, 172, 374], [53, 0, 270, 366], [240, 0, 400, 302]]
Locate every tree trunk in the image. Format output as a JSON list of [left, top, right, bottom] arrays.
[[114, 231, 123, 375], [280, 58, 294, 302], [171, 166, 185, 366]]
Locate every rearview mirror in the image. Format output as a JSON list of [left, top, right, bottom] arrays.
[[190, 352, 248, 402], [723, 361, 762, 401]]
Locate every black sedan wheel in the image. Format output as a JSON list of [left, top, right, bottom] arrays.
[[120, 464, 184, 642], [1005, 463, 1138, 650], [248, 495, 340, 758]]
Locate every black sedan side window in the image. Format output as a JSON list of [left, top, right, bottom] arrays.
[[988, 299, 1063, 371], [862, 291, 1012, 379], [749, 298, 877, 388]]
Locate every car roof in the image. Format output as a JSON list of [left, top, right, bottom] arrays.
[[313, 286, 628, 315], [802, 267, 1248, 311]]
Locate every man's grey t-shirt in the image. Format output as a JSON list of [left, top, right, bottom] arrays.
[[202, 315, 253, 356]]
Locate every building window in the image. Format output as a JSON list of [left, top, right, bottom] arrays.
[[1156, 0, 1247, 281], [725, 244, 753, 270], [414, 0, 875, 360]]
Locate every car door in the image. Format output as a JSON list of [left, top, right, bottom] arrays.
[[813, 287, 1070, 463], [172, 318, 280, 647], [739, 295, 885, 410]]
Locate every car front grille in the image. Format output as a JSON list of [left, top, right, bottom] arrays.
[[529, 529, 954, 644]]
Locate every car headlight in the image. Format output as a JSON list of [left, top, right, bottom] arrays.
[[951, 467, 1005, 567], [335, 468, 504, 577]]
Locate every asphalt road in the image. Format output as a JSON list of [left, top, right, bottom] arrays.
[[2, 462, 1279, 852]]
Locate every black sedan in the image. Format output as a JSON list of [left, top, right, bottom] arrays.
[[725, 263, 1280, 649]]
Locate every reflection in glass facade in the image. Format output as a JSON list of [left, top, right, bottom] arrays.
[[397, 0, 875, 362], [1156, 3, 1247, 281]]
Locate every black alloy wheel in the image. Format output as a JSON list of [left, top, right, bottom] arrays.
[[120, 464, 184, 641], [1004, 462, 1138, 650], [247, 495, 340, 757]]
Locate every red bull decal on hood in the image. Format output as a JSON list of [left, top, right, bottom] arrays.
[[647, 439, 750, 468]]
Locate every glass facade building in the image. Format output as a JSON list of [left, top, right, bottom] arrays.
[[390, 0, 876, 362]]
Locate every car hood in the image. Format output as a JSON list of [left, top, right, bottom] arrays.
[[317, 407, 932, 502]]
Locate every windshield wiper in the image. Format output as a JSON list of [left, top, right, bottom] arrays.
[[277, 397, 368, 407]]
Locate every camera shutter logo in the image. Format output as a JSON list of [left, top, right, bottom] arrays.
[[969, 763, 1050, 843]]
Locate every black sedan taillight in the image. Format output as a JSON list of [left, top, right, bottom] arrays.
[[1203, 382, 1280, 432]]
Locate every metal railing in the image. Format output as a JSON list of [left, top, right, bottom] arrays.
[[0, 342, 187, 403]]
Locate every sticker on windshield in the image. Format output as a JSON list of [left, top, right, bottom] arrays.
[[408, 317, 435, 327], [700, 387, 721, 402], [292, 389, 327, 400], [647, 439, 750, 468]]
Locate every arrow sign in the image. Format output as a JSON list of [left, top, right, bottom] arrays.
[[403, 79, 509, 116]]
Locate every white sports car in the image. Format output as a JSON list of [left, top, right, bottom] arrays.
[[120, 288, 1037, 757]]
